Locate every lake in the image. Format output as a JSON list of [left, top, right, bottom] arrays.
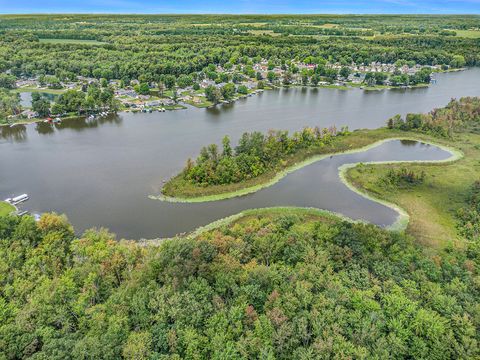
[[1, 68, 479, 239]]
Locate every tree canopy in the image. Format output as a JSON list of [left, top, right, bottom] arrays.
[[0, 209, 479, 359]]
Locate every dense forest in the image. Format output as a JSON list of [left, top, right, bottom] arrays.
[[387, 97, 480, 136], [0, 208, 479, 359], [182, 126, 349, 186], [0, 15, 478, 82]]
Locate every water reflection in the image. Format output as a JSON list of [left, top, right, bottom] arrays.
[[53, 114, 123, 132], [206, 104, 231, 117], [35, 122, 55, 135], [0, 114, 124, 141], [0, 125, 27, 142], [400, 139, 418, 146]]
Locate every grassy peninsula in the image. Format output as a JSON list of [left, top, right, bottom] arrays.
[[159, 128, 458, 202], [345, 130, 480, 249], [161, 98, 480, 202]]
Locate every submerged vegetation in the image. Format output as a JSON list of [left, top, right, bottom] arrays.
[[1, 210, 479, 359]]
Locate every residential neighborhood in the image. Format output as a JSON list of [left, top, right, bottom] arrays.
[[3, 58, 452, 125]]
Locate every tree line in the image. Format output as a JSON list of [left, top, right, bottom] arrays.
[[182, 126, 349, 186], [457, 180, 480, 241], [0, 15, 478, 85], [387, 97, 480, 137]]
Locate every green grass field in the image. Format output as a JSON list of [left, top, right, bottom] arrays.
[[247, 29, 281, 36], [455, 29, 480, 38], [183, 98, 213, 108], [39, 38, 108, 45], [0, 201, 15, 216], [12, 87, 67, 95]]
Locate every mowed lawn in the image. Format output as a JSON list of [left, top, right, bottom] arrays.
[[346, 131, 480, 250], [0, 201, 15, 216], [39, 38, 108, 45]]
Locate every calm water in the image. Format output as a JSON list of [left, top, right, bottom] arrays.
[[1, 69, 479, 239]]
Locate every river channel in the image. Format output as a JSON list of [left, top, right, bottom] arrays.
[[1, 68, 478, 238]]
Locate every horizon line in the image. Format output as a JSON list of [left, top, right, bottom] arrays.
[[1, 12, 479, 15]]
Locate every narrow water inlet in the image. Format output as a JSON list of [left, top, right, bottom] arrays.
[[0, 68, 477, 238], [148, 139, 455, 237]]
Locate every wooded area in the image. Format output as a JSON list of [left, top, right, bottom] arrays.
[[1, 209, 478, 359]]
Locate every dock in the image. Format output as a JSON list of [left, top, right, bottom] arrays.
[[5, 193, 29, 205]]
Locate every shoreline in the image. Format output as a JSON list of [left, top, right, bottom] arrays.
[[151, 135, 462, 204], [0, 114, 92, 128], [3, 68, 465, 127], [146, 137, 462, 241], [140, 206, 367, 245], [338, 139, 463, 232]]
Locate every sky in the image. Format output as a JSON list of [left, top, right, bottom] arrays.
[[0, 0, 479, 14]]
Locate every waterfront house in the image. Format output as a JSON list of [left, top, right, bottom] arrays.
[[146, 100, 162, 107], [163, 99, 175, 106], [20, 110, 39, 119], [16, 78, 39, 88], [115, 89, 137, 98]]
